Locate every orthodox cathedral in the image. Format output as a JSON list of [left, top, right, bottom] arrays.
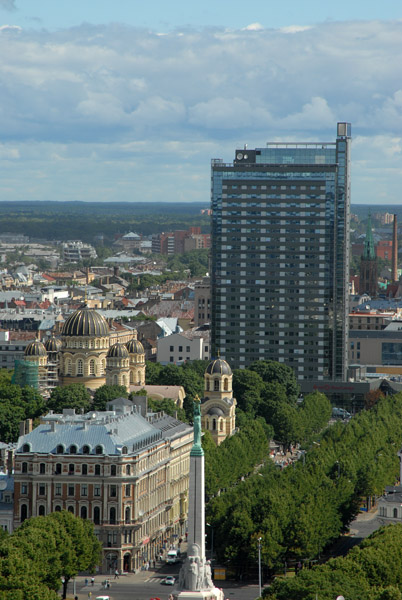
[[23, 305, 145, 393]]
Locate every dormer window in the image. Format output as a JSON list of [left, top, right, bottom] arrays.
[[22, 443, 31, 452], [56, 445, 64, 454]]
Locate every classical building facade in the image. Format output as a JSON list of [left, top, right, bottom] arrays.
[[13, 400, 192, 573], [201, 358, 236, 445], [22, 306, 146, 393]]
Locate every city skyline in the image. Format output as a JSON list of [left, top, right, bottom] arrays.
[[0, 2, 401, 204]]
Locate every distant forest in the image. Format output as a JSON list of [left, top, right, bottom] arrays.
[[0, 201, 210, 243], [0, 201, 392, 244]]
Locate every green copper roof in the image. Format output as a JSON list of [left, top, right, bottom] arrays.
[[363, 213, 376, 261]]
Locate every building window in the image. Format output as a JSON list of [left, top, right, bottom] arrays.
[[22, 443, 30, 452], [38, 505, 45, 516], [179, 346, 183, 352], [125, 484, 131, 496], [95, 465, 101, 476], [214, 379, 219, 391], [83, 445, 90, 454], [68, 485, 75, 496], [55, 505, 62, 512], [20, 504, 28, 522], [110, 485, 117, 498], [40, 463, 46, 474], [186, 346, 190, 352], [82, 464, 88, 475], [55, 463, 62, 475], [68, 506, 74, 514], [70, 445, 77, 454], [126, 464, 131, 475], [224, 378, 229, 391], [39, 484, 46, 496], [56, 445, 64, 454], [95, 445, 103, 455], [89, 359, 95, 375], [109, 507, 116, 525], [21, 483, 28, 495], [55, 483, 61, 496], [94, 485, 101, 497], [125, 506, 131, 523], [170, 346, 174, 352], [69, 464, 75, 474], [94, 506, 100, 524], [81, 506, 87, 519], [77, 359, 83, 375], [111, 465, 117, 476], [22, 462, 28, 473], [81, 485, 88, 497], [394, 508, 398, 518]]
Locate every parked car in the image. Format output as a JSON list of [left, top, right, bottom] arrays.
[[163, 576, 176, 586]]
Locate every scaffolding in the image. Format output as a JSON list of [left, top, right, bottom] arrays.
[[12, 360, 39, 390]]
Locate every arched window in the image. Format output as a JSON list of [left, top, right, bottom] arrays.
[[95, 445, 103, 455], [81, 506, 87, 519], [20, 504, 28, 522], [40, 463, 46, 474], [130, 371, 134, 384], [111, 465, 117, 476], [213, 419, 216, 430], [56, 444, 64, 454], [82, 445, 90, 454], [22, 443, 30, 452], [82, 464, 88, 475], [38, 505, 45, 516], [55, 463, 62, 475], [68, 506, 74, 514], [122, 446, 128, 455], [224, 378, 229, 391], [89, 359, 95, 375], [110, 507, 116, 525], [22, 462, 28, 473], [77, 359, 83, 375], [101, 358, 106, 374], [66, 359, 72, 375], [126, 464, 130, 475], [94, 506, 100, 525], [394, 508, 398, 519], [69, 464, 75, 474], [214, 379, 219, 391], [206, 379, 210, 391], [55, 505, 62, 512], [70, 445, 77, 454], [125, 506, 131, 524], [220, 420, 224, 431], [95, 464, 101, 476], [95, 339, 99, 349]]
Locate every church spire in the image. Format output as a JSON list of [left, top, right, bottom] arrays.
[[363, 212, 376, 261]]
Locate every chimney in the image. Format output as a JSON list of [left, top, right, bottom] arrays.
[[393, 214, 398, 282], [113, 266, 120, 278]]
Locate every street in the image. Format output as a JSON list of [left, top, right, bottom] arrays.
[[67, 560, 259, 600]]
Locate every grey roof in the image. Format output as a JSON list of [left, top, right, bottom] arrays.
[[16, 408, 192, 456]]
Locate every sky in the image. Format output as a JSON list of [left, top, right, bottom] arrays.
[[1, 1, 402, 204]]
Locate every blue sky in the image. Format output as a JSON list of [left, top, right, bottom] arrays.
[[4, 0, 402, 31], [0, 0, 402, 204]]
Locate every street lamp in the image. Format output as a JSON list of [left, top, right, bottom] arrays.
[[258, 537, 262, 598]]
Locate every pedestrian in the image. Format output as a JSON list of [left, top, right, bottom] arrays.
[[91, 577, 94, 586], [114, 569, 119, 579], [85, 578, 89, 586]]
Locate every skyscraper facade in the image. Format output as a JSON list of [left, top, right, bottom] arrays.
[[211, 122, 351, 381]]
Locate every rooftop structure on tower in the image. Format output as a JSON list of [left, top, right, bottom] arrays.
[[359, 212, 378, 297]]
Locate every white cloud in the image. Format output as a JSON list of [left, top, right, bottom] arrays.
[[0, 20, 401, 202]]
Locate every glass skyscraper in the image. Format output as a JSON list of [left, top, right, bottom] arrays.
[[211, 122, 351, 381]]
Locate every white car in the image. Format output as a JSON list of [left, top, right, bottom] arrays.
[[163, 576, 176, 585]]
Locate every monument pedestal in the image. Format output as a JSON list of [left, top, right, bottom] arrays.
[[174, 587, 224, 600]]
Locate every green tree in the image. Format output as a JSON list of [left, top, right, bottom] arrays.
[[250, 360, 300, 403], [92, 384, 128, 410], [47, 384, 91, 413]]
